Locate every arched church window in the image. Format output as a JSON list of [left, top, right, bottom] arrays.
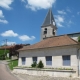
[[53, 29, 55, 35], [45, 28, 47, 31], [44, 28, 47, 34]]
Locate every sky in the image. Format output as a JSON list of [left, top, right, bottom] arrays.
[[0, 0, 80, 45]]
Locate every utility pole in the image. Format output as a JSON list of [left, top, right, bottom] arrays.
[[5, 39, 7, 46]]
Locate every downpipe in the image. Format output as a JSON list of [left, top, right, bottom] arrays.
[[77, 49, 80, 77]]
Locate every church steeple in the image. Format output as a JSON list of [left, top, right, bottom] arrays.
[[42, 8, 56, 28], [41, 9, 57, 40]]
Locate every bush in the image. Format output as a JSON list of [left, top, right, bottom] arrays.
[[78, 36, 80, 42], [37, 60, 44, 68], [0, 54, 5, 60], [0, 50, 9, 60], [31, 62, 37, 67]]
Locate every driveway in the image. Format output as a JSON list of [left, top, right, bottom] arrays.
[[0, 61, 18, 80]]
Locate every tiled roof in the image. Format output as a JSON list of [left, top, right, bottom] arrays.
[[0, 45, 15, 49], [18, 35, 79, 51], [0, 44, 23, 49]]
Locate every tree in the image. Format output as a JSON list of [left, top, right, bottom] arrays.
[[37, 60, 44, 68]]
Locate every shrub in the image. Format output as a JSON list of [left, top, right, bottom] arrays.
[[0, 50, 9, 60], [78, 36, 80, 42], [37, 60, 44, 68], [0, 54, 5, 60], [31, 62, 37, 67]]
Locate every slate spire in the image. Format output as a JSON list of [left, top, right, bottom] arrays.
[[42, 8, 56, 28]]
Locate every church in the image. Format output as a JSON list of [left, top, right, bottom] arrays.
[[17, 9, 80, 77]]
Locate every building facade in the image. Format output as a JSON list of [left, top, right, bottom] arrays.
[[16, 9, 80, 77]]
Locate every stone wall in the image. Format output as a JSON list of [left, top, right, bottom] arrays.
[[13, 68, 76, 77]]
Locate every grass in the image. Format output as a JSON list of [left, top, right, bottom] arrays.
[[8, 59, 18, 70], [0, 49, 9, 56]]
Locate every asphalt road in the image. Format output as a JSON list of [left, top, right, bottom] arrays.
[[0, 61, 18, 80]]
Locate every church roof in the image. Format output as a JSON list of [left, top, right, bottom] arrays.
[[18, 35, 79, 51], [42, 8, 56, 27]]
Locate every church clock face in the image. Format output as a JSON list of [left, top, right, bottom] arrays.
[[53, 21, 55, 26]]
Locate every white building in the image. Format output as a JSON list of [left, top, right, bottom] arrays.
[[17, 9, 80, 77]]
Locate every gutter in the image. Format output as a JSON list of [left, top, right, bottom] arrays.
[[77, 48, 80, 77], [18, 44, 78, 52]]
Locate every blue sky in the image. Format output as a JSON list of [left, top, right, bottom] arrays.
[[0, 0, 80, 45]]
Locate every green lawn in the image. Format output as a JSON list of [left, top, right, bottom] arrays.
[[8, 59, 18, 70]]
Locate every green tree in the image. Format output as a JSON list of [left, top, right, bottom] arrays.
[[37, 60, 44, 68]]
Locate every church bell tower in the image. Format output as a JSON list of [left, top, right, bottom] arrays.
[[41, 9, 57, 40]]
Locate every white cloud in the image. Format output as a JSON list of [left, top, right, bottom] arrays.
[[0, 19, 8, 24], [57, 10, 66, 15], [77, 12, 80, 15], [21, 0, 26, 3], [72, 15, 75, 18], [19, 35, 35, 41], [7, 41, 16, 45], [0, 0, 13, 10], [1, 30, 18, 37], [0, 10, 4, 18], [67, 20, 74, 27], [23, 0, 56, 11], [55, 15, 64, 27], [2, 41, 16, 45], [0, 10, 8, 24], [68, 20, 73, 24], [66, 7, 71, 13]]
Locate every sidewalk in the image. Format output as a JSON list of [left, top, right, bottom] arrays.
[[0, 60, 9, 64], [13, 73, 80, 80]]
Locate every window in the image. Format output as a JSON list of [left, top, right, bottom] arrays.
[[62, 55, 70, 66], [45, 28, 47, 30], [44, 28, 47, 34], [22, 57, 26, 65], [33, 57, 37, 63], [44, 31, 47, 34], [46, 56, 52, 66]]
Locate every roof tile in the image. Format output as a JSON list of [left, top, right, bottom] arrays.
[[18, 35, 78, 51]]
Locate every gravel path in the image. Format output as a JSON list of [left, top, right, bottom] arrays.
[[14, 74, 80, 80]]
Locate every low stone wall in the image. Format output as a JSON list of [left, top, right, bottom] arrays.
[[13, 67, 77, 77]]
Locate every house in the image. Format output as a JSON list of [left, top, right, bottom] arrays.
[[17, 9, 80, 77], [67, 32, 80, 41]]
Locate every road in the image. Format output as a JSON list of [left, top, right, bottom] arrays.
[[0, 61, 18, 80]]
